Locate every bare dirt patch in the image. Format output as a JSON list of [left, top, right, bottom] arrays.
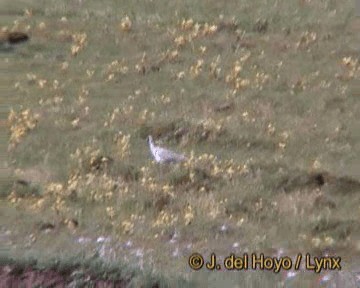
[[0, 265, 129, 288]]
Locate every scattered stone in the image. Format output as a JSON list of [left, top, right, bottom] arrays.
[[0, 31, 29, 45]]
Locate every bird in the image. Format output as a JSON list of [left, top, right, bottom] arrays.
[[147, 135, 187, 164]]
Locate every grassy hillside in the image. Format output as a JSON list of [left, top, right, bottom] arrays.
[[1, 0, 359, 286]]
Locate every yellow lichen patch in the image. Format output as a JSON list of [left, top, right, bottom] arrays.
[[189, 59, 204, 78], [312, 159, 322, 170], [24, 8, 32, 17], [183, 150, 246, 186], [121, 219, 134, 234], [338, 56, 359, 80], [45, 182, 64, 195], [180, 18, 194, 31], [267, 123, 276, 136], [38, 22, 46, 30], [8, 109, 40, 149], [66, 171, 124, 203], [342, 56, 358, 68], [184, 204, 194, 225], [137, 108, 155, 123], [52, 79, 60, 90], [71, 117, 80, 128], [70, 145, 114, 175], [106, 206, 116, 219], [190, 23, 201, 38], [26, 73, 37, 85], [324, 236, 335, 246], [223, 52, 255, 91], [120, 15, 132, 32], [166, 49, 179, 62], [77, 86, 89, 105], [108, 60, 129, 74], [134, 52, 147, 74], [202, 23, 218, 36], [174, 35, 186, 48], [209, 55, 221, 79], [30, 198, 47, 211], [296, 31, 317, 50], [38, 79, 47, 89], [311, 237, 321, 247], [181, 21, 218, 39], [176, 71, 185, 80], [71, 32, 87, 56], [160, 94, 171, 105], [150, 94, 171, 106], [53, 196, 67, 214], [104, 107, 120, 127], [225, 61, 242, 82], [60, 16, 68, 23], [60, 61, 69, 71], [7, 191, 20, 204], [254, 72, 270, 90], [113, 131, 131, 160], [140, 166, 162, 192], [105, 60, 129, 81], [86, 69, 95, 78], [152, 210, 178, 228], [199, 45, 207, 55]]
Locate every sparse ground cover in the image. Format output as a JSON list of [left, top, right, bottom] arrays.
[[1, 0, 360, 286]]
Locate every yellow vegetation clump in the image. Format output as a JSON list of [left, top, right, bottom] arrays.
[[120, 15, 132, 32], [153, 210, 178, 228], [71, 32, 87, 56], [121, 219, 134, 234], [184, 204, 194, 225], [8, 108, 39, 149], [189, 59, 204, 78], [114, 131, 131, 159]]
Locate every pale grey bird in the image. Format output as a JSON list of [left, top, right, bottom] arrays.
[[147, 135, 187, 163]]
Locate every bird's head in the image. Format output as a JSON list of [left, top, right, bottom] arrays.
[[147, 135, 153, 145]]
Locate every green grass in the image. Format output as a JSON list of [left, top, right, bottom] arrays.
[[1, 0, 360, 286]]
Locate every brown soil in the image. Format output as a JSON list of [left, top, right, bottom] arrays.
[[0, 265, 129, 288]]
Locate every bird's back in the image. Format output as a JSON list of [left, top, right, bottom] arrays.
[[148, 136, 186, 163], [156, 146, 186, 163]]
